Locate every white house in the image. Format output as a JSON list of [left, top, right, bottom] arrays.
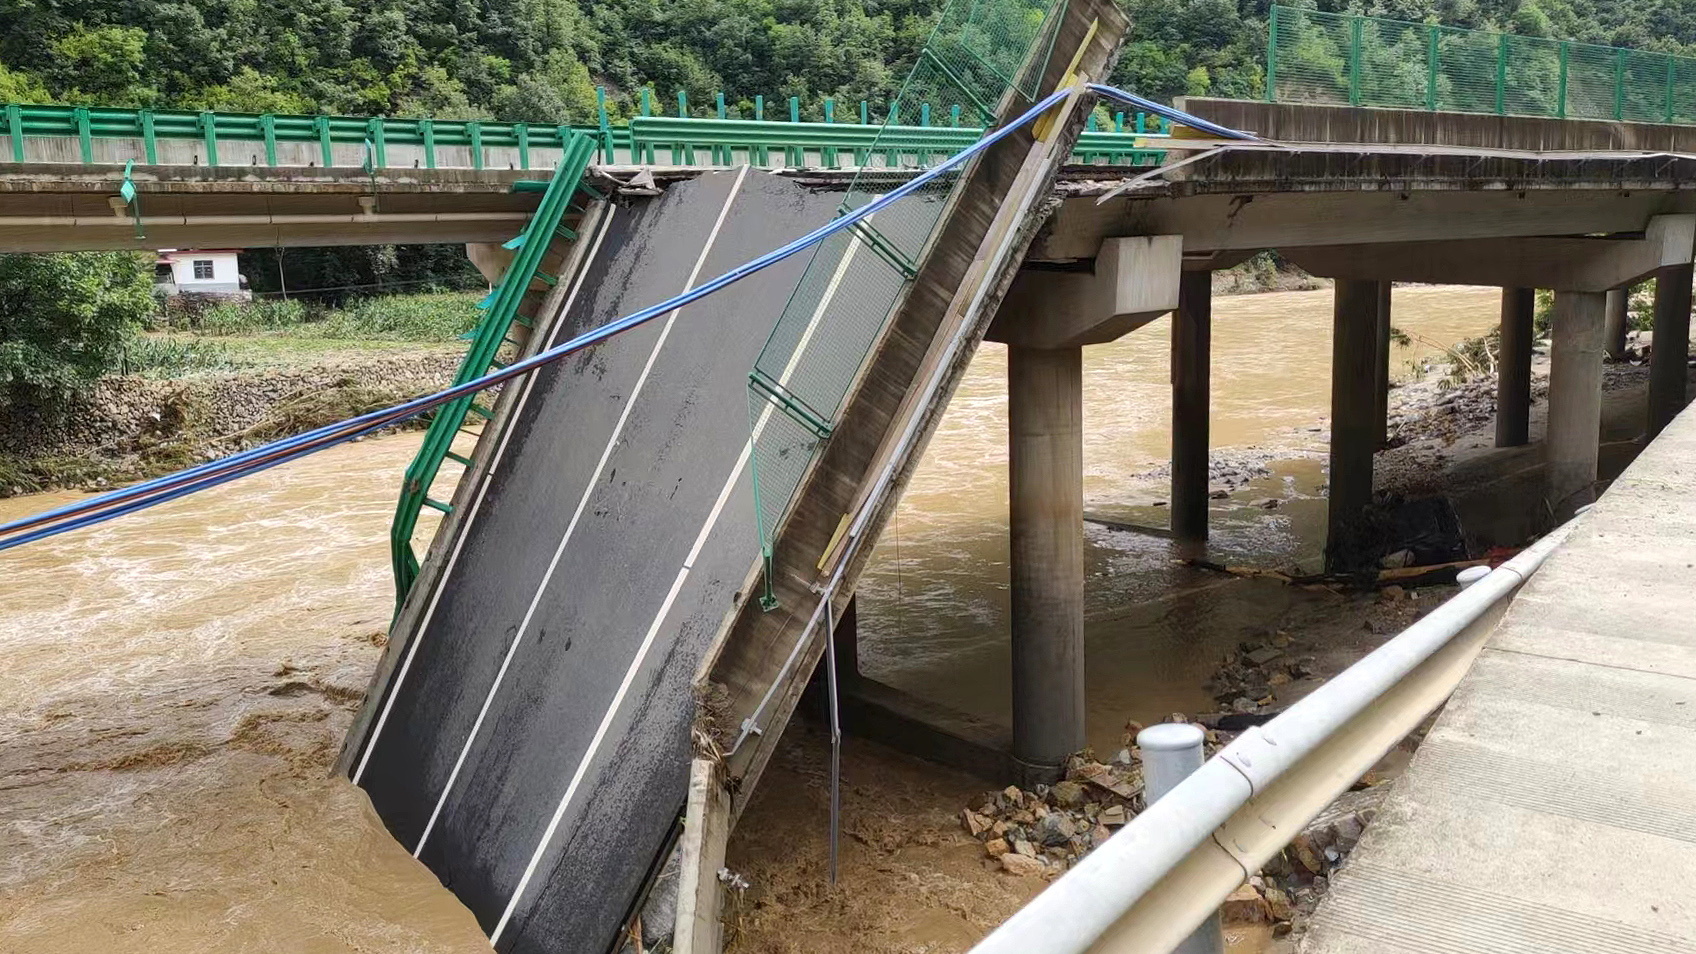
[[153, 249, 249, 299]]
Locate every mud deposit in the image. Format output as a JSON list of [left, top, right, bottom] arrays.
[[0, 434, 489, 953]]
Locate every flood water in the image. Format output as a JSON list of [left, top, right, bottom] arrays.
[[856, 285, 1500, 752], [0, 285, 1498, 945]]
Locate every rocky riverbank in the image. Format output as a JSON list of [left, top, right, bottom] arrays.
[[0, 347, 464, 497]]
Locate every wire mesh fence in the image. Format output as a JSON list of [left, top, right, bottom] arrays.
[[1267, 4, 1696, 124], [744, 0, 1065, 605]]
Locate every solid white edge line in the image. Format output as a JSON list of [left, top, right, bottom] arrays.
[[414, 165, 752, 858], [489, 189, 862, 944], [353, 203, 619, 785]]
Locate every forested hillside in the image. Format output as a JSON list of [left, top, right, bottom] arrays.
[[4, 0, 1696, 124]]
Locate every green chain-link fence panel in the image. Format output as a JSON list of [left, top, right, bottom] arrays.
[[1268, 4, 1696, 124], [745, 0, 1065, 607]]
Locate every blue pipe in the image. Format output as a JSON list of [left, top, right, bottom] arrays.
[[0, 88, 1072, 551], [1086, 84, 1260, 141]]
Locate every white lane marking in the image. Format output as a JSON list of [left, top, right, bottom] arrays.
[[412, 165, 752, 856], [489, 211, 863, 944], [354, 204, 619, 785]]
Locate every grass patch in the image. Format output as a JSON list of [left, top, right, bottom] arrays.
[[158, 292, 482, 343]]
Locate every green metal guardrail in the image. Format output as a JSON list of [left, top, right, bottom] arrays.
[[2, 91, 1166, 171], [1267, 4, 1696, 123], [389, 131, 600, 606]]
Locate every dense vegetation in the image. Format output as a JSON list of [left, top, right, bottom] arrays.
[[0, 252, 155, 412], [5, 0, 1696, 124]]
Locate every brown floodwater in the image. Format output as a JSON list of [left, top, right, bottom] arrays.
[[857, 284, 1500, 753], [0, 284, 1498, 945], [0, 434, 491, 952]]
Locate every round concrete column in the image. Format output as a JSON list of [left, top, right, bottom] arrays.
[[1171, 270, 1212, 560], [1649, 263, 1693, 440], [1604, 286, 1631, 361], [1496, 288, 1536, 448], [1326, 279, 1383, 575], [1007, 344, 1085, 784], [1547, 290, 1606, 518]]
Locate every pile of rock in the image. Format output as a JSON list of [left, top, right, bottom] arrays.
[[962, 752, 1145, 877], [1207, 633, 1317, 716]]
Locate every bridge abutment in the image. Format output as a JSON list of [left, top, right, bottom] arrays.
[[1497, 287, 1536, 448], [1546, 290, 1607, 517]]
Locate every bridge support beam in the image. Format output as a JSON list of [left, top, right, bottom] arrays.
[[1497, 288, 1536, 448], [1007, 344, 1086, 784], [1546, 291, 1606, 518], [1326, 279, 1382, 575], [1604, 286, 1631, 361], [1373, 282, 1392, 448], [1649, 263, 1693, 440], [1171, 270, 1212, 560]]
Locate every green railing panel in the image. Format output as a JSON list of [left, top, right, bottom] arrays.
[[1, 94, 1162, 171], [388, 131, 599, 606], [744, 0, 1067, 609], [1268, 4, 1696, 126]]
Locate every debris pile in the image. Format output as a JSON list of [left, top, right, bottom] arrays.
[[1206, 632, 1317, 716], [959, 718, 1223, 878]]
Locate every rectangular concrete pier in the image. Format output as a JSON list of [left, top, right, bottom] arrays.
[[1305, 404, 1696, 953]]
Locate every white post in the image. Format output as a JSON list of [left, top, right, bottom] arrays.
[[1137, 723, 1225, 954]]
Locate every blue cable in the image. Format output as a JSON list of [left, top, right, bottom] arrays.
[[0, 88, 1070, 551], [1086, 83, 1260, 141]]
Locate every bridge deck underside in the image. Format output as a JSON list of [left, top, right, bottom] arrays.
[[1306, 404, 1696, 953]]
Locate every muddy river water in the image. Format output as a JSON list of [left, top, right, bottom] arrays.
[[0, 284, 1498, 948]]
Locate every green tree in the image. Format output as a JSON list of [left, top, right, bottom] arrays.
[[0, 253, 156, 414], [50, 25, 154, 105]]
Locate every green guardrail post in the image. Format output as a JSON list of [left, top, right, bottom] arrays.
[[1266, 4, 1279, 102], [1615, 49, 1627, 120], [754, 95, 768, 165], [139, 109, 157, 164], [596, 86, 614, 162], [315, 115, 333, 167], [366, 117, 387, 168], [1667, 55, 1678, 123], [420, 119, 436, 169], [74, 107, 93, 163], [789, 96, 802, 165], [1426, 24, 1439, 111], [675, 90, 691, 164], [1348, 15, 1363, 106], [1557, 41, 1570, 119], [952, 104, 963, 127], [260, 114, 277, 165], [515, 122, 530, 169], [199, 110, 219, 166], [822, 99, 838, 168], [1494, 33, 1508, 114], [4, 104, 21, 162], [469, 122, 484, 170], [859, 100, 869, 124]]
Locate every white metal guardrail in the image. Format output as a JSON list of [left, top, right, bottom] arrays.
[[968, 520, 1576, 954]]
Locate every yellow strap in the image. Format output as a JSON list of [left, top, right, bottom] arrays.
[[1033, 17, 1099, 142]]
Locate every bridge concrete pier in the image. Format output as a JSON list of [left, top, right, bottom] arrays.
[[1326, 279, 1385, 575], [1604, 286, 1631, 360], [1006, 343, 1087, 781], [1171, 270, 1212, 560], [1497, 287, 1536, 448], [1546, 290, 1607, 517], [1649, 263, 1693, 440], [1373, 282, 1392, 448], [992, 236, 1181, 783]]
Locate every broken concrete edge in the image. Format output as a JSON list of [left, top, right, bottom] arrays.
[[675, 8, 1128, 949]]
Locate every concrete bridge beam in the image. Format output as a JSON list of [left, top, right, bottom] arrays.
[[1279, 215, 1696, 292], [1547, 291, 1607, 518], [1649, 263, 1694, 440], [1326, 279, 1384, 575], [990, 236, 1182, 348], [1497, 287, 1537, 448]]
